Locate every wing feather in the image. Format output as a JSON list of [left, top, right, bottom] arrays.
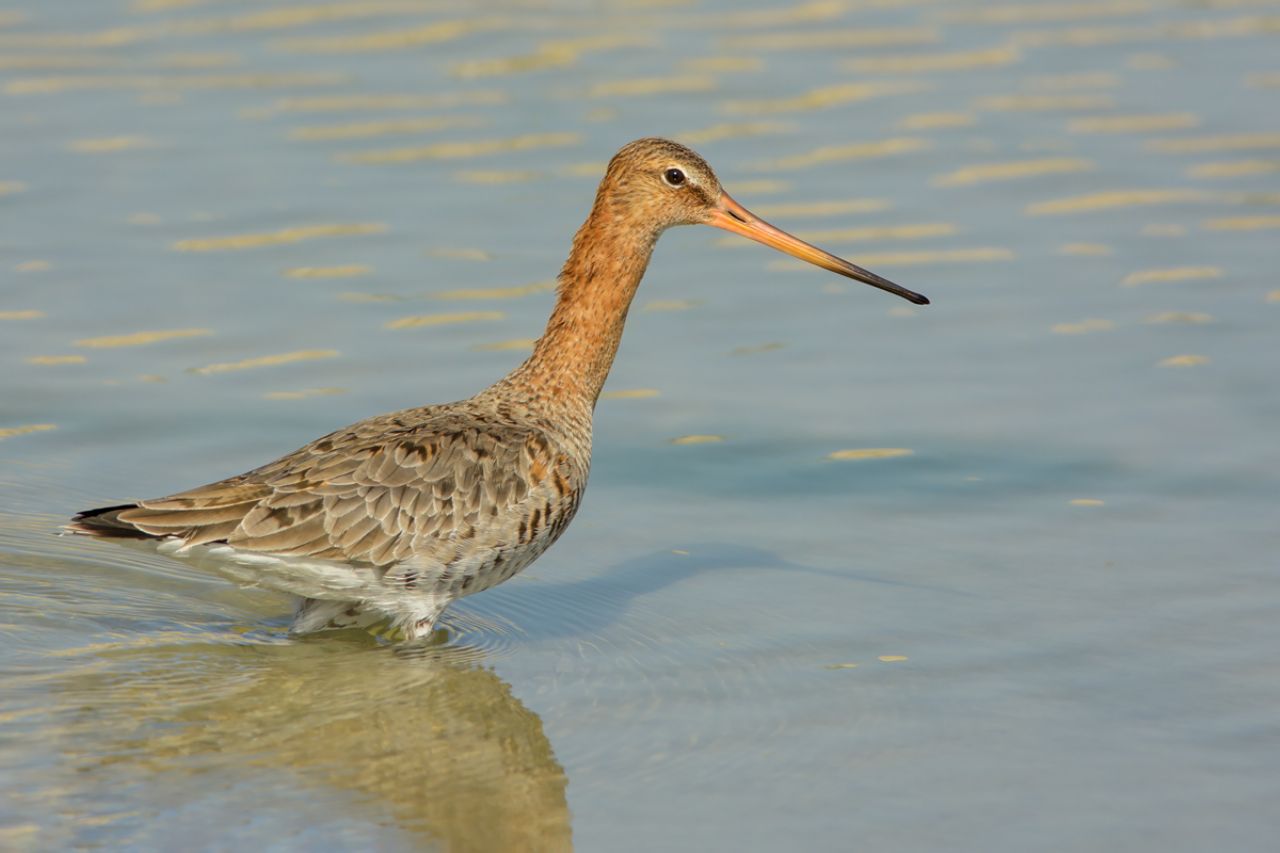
[[71, 405, 584, 570], [230, 514, 330, 554]]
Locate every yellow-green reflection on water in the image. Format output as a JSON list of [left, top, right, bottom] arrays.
[[56, 641, 571, 852], [0, 424, 57, 440], [188, 349, 341, 375], [173, 223, 386, 251]]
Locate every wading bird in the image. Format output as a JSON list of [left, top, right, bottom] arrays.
[[68, 138, 929, 643]]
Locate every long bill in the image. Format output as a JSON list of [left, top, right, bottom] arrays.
[[704, 192, 930, 305]]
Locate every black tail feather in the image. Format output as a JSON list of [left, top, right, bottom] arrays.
[[65, 504, 155, 539]]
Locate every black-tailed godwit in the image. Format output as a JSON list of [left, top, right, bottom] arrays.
[[68, 138, 929, 643]]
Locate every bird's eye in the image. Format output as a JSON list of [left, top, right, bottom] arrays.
[[663, 168, 686, 187]]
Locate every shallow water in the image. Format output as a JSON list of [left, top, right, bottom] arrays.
[[3, 0, 1279, 850]]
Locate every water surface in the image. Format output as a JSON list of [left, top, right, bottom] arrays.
[[3, 0, 1279, 850]]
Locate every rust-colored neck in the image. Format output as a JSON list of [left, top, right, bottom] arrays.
[[505, 190, 661, 409]]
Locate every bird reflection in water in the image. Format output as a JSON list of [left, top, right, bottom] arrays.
[[56, 640, 572, 851]]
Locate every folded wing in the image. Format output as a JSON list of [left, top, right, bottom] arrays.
[[69, 410, 573, 569]]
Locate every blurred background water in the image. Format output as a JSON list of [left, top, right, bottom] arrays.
[[2, 0, 1279, 850]]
